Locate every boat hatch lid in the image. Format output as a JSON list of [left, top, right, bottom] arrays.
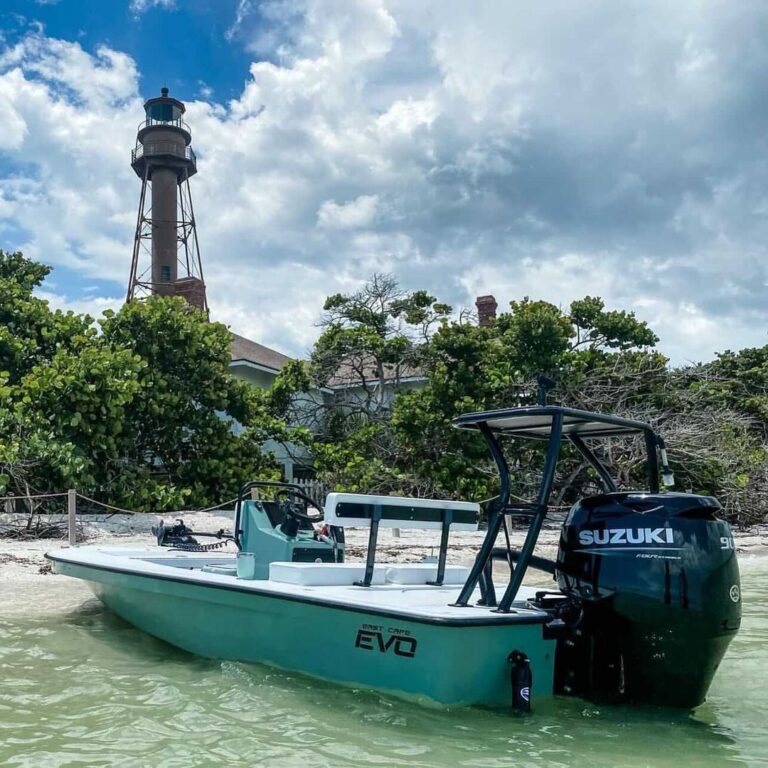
[[453, 405, 654, 439]]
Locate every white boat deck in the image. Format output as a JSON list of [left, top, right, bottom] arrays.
[[48, 546, 550, 625]]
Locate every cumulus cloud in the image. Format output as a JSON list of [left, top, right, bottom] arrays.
[[317, 195, 378, 229], [0, 33, 139, 283], [1, 0, 767, 362], [37, 290, 123, 320]]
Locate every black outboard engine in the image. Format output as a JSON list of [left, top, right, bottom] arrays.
[[554, 492, 741, 707]]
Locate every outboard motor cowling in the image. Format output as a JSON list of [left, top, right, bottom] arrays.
[[555, 492, 741, 708]]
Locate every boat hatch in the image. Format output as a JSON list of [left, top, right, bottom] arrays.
[[267, 562, 470, 587]]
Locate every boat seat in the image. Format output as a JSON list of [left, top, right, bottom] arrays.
[[323, 492, 480, 588], [385, 564, 470, 585], [324, 493, 479, 530], [269, 562, 386, 586]]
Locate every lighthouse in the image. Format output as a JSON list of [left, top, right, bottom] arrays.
[[127, 87, 207, 311]]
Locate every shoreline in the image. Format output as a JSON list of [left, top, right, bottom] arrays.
[[2, 511, 766, 617]]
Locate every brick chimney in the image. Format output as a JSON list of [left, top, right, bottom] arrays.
[[475, 295, 498, 327]]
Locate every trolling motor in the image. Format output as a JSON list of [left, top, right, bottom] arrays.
[[151, 519, 233, 552]]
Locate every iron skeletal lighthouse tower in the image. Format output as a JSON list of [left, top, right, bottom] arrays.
[[127, 88, 208, 311]]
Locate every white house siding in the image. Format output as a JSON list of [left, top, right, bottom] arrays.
[[228, 360, 316, 481], [229, 355, 427, 481]]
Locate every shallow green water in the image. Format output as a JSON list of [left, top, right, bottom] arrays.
[[1, 560, 765, 768]]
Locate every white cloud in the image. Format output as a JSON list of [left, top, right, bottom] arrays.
[[2, 1, 768, 363], [0, 70, 29, 149], [0, 34, 137, 105], [317, 195, 378, 229], [377, 97, 437, 134], [226, 0, 255, 42], [129, 0, 175, 16], [37, 290, 123, 320], [0, 33, 140, 282]]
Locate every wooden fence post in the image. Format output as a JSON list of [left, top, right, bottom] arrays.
[[67, 488, 77, 546]]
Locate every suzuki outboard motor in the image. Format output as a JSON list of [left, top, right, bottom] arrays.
[[555, 492, 741, 707]]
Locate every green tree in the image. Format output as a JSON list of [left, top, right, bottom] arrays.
[[284, 274, 768, 523], [0, 250, 96, 384], [307, 274, 451, 491], [304, 286, 663, 498], [388, 295, 660, 499], [705, 346, 768, 430], [0, 250, 293, 510], [662, 348, 768, 524], [0, 250, 142, 496], [311, 273, 450, 413], [100, 297, 289, 509]]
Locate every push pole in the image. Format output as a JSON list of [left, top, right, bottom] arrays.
[[67, 488, 77, 546]]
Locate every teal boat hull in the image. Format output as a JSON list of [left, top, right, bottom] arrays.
[[50, 554, 555, 707]]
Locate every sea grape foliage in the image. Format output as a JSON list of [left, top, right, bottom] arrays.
[[0, 250, 294, 510]]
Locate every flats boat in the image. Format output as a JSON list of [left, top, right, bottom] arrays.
[[47, 404, 741, 711]]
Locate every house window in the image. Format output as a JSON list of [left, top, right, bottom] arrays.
[[160, 266, 171, 281]]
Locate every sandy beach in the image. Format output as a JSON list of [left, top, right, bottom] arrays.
[[2, 511, 766, 617]]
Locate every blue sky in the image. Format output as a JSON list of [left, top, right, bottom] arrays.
[[2, 1, 251, 100], [1, 1, 767, 363]]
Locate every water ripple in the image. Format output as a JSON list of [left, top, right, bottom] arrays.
[[0, 565, 765, 766]]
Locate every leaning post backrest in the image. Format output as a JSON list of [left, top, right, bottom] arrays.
[[324, 493, 480, 587]]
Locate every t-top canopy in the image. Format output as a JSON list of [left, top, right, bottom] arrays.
[[452, 405, 655, 440]]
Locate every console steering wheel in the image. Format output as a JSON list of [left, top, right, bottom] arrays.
[[273, 488, 325, 524]]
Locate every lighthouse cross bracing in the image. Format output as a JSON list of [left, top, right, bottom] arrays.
[[127, 169, 206, 305], [127, 87, 208, 312]]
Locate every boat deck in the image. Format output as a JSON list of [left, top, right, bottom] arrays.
[[48, 546, 551, 626]]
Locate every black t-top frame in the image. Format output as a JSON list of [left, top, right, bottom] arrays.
[[451, 405, 662, 612]]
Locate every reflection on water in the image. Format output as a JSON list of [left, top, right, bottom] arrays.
[[0, 560, 765, 767]]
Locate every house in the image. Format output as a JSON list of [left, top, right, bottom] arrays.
[[229, 333, 293, 387], [228, 333, 310, 481], [228, 295, 497, 479]]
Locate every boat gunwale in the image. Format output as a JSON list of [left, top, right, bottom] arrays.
[[45, 551, 549, 628]]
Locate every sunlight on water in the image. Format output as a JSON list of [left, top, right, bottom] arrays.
[[0, 561, 765, 767]]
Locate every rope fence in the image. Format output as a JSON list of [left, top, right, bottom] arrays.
[[1, 491, 69, 503], [0, 489, 242, 545], [73, 493, 137, 516], [195, 497, 239, 514], [1, 485, 562, 546]]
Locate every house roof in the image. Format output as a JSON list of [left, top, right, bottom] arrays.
[[324, 357, 426, 388], [229, 335, 427, 388], [230, 332, 293, 373]]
